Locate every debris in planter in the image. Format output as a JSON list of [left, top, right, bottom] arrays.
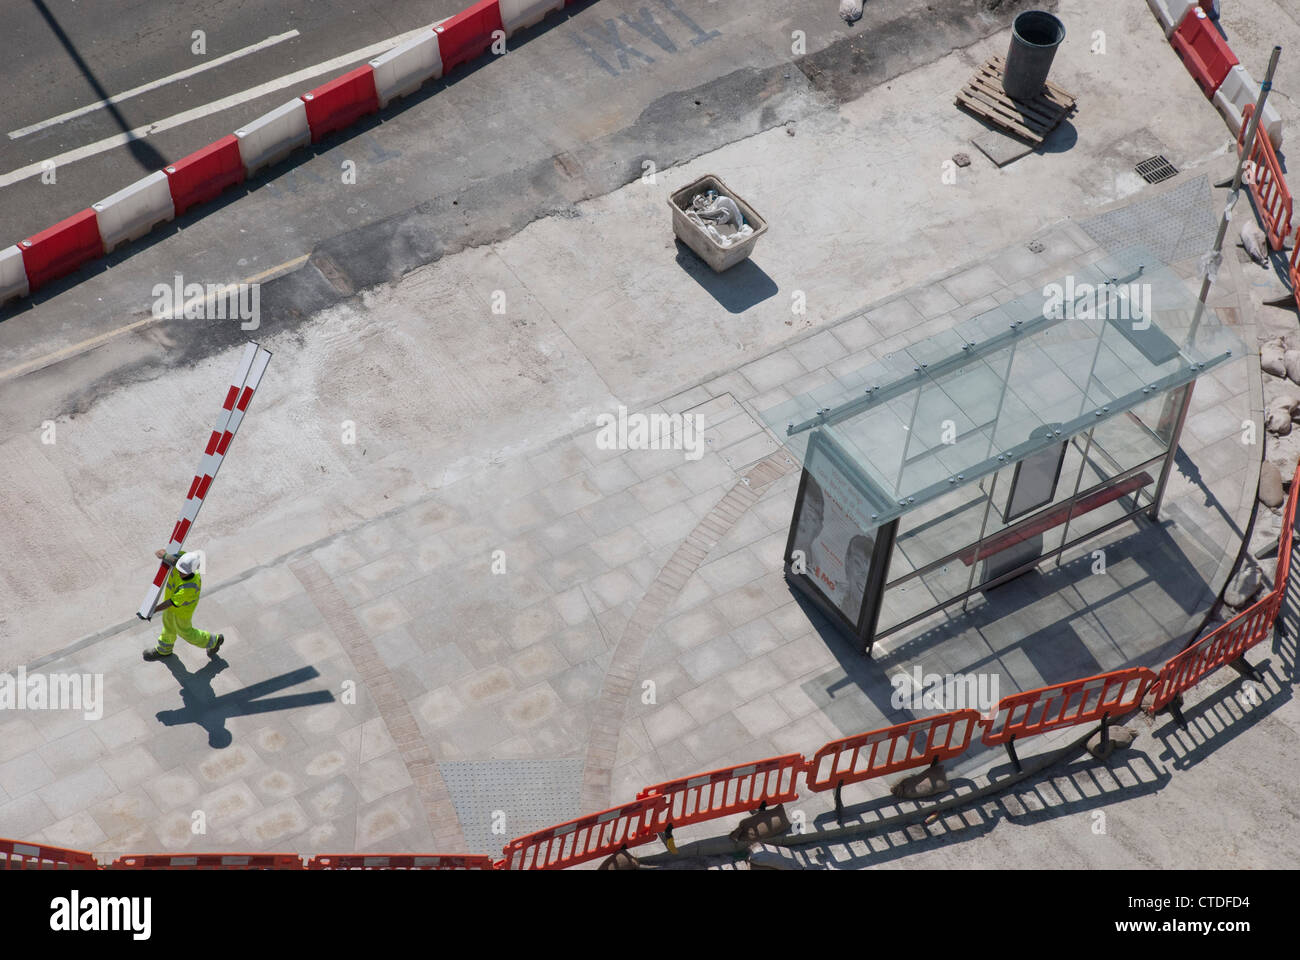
[[685, 190, 755, 248]]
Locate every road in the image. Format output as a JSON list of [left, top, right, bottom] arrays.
[[0, 0, 465, 239]]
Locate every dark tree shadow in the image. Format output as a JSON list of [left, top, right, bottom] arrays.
[[31, 0, 168, 172], [157, 655, 334, 748]]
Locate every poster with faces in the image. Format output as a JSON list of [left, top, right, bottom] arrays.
[[791, 434, 878, 624]]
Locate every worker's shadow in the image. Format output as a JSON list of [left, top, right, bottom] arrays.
[[156, 654, 334, 749]]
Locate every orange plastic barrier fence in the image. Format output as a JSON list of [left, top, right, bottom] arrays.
[[1, 837, 99, 870], [637, 754, 804, 830], [981, 667, 1156, 746], [1149, 460, 1300, 710], [804, 710, 981, 792], [1290, 229, 1300, 309], [308, 854, 497, 870], [1149, 592, 1278, 710], [1239, 104, 1293, 250], [110, 853, 304, 869], [1275, 451, 1300, 588], [500, 796, 667, 870]]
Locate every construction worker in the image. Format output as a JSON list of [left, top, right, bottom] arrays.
[[143, 548, 224, 662]]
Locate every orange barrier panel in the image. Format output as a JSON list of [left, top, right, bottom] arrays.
[[981, 667, 1156, 746], [1238, 103, 1293, 250], [308, 853, 496, 870], [637, 754, 805, 830], [1, 837, 99, 870], [501, 796, 667, 870], [805, 710, 981, 792], [1150, 592, 1278, 710], [110, 853, 303, 869]]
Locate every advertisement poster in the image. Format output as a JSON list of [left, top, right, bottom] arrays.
[[790, 434, 879, 623]]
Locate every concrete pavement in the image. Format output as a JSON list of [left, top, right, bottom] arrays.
[[0, 0, 1297, 866], [0, 199, 1278, 862]]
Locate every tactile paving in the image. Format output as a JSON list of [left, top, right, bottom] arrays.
[[1077, 175, 1214, 264], [439, 758, 586, 856]]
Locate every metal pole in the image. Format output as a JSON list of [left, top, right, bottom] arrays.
[[963, 472, 1000, 610], [1056, 429, 1096, 567], [1148, 383, 1194, 521], [1169, 695, 1188, 731], [1188, 45, 1281, 346], [893, 375, 924, 495], [1005, 737, 1022, 773]]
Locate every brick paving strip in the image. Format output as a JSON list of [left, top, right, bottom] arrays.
[[580, 452, 796, 813], [289, 557, 467, 852]]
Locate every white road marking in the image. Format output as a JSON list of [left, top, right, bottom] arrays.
[[8, 31, 302, 140], [0, 23, 441, 189]]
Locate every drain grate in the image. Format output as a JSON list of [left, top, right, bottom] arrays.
[[1135, 155, 1179, 184]]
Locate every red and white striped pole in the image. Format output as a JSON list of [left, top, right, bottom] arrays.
[[137, 342, 272, 620]]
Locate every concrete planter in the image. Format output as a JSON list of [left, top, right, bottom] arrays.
[[669, 174, 767, 273]]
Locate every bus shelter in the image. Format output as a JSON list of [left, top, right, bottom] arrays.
[[760, 246, 1241, 653]]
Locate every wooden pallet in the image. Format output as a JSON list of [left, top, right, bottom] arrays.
[[955, 55, 1076, 146]]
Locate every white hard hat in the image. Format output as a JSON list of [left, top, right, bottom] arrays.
[[176, 552, 201, 576]]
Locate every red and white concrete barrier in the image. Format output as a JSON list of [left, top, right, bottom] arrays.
[[1214, 64, 1284, 146], [19, 209, 104, 292], [1148, 3, 1286, 147], [0, 246, 29, 305], [3, 0, 578, 305], [434, 0, 504, 74], [93, 171, 176, 254], [499, 0, 565, 37], [234, 99, 312, 178], [1145, 0, 1200, 37], [369, 31, 444, 108], [302, 66, 381, 142], [1169, 7, 1238, 98], [164, 136, 247, 217]]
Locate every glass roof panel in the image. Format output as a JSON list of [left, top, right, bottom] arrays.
[[760, 245, 1240, 524]]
